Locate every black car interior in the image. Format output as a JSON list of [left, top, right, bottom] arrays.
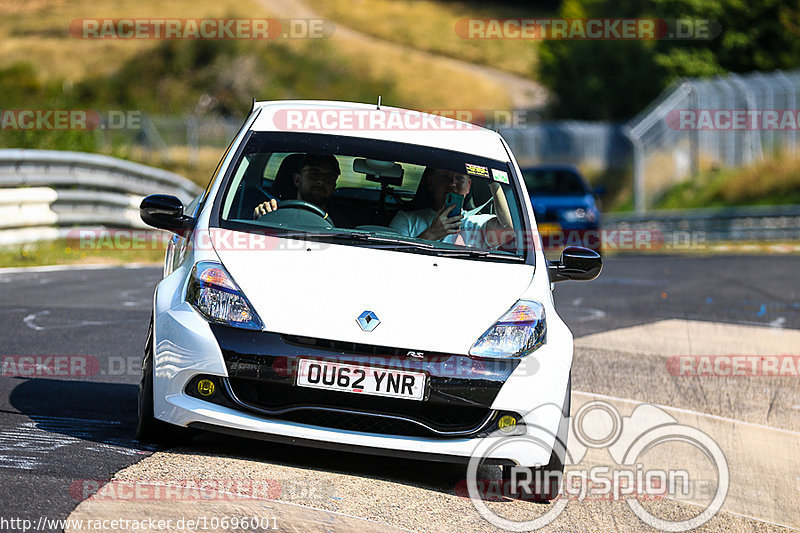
[[228, 152, 498, 230]]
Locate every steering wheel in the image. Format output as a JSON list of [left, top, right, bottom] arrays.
[[277, 200, 330, 220]]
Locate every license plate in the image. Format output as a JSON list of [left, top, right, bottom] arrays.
[[296, 359, 426, 401]]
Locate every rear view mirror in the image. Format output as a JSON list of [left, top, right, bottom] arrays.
[[353, 158, 404, 186], [548, 246, 602, 282], [140, 194, 194, 235]]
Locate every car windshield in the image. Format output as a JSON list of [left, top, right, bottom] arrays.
[[522, 168, 590, 196], [216, 132, 528, 262]]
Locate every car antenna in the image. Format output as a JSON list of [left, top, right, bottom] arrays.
[[376, 96, 381, 110]]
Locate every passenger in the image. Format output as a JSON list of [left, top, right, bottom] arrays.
[[389, 168, 514, 247]]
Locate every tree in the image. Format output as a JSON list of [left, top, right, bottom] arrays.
[[538, 0, 800, 120]]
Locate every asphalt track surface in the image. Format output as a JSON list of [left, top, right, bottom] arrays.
[[0, 255, 798, 531]]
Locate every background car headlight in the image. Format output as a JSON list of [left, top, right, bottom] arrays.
[[186, 261, 263, 330], [469, 300, 546, 358], [560, 207, 598, 224]]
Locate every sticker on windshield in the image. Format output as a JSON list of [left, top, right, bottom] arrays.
[[491, 169, 509, 184], [465, 163, 489, 178]]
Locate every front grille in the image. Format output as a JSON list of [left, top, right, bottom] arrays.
[[261, 409, 493, 438], [281, 334, 450, 359], [225, 377, 495, 438], [204, 326, 521, 439]]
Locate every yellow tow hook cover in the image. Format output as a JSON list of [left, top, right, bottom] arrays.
[[197, 379, 216, 397], [498, 415, 517, 433]]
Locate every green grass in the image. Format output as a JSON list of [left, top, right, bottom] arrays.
[[0, 0, 519, 114], [587, 153, 800, 213], [0, 238, 166, 268], [0, 0, 524, 183], [654, 154, 800, 209], [304, 0, 545, 78]]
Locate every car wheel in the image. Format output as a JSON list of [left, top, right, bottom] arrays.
[[502, 375, 570, 501], [136, 318, 191, 445]]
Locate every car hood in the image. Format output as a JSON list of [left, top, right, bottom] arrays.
[[213, 232, 536, 354]]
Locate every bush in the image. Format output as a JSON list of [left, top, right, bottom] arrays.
[[538, 0, 800, 120]]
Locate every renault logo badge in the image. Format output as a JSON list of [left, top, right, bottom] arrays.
[[357, 311, 380, 332]]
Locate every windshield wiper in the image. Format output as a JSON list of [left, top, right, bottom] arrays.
[[429, 248, 521, 260], [334, 232, 435, 248], [276, 230, 434, 249], [268, 229, 518, 258]]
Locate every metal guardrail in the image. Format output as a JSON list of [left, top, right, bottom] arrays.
[[604, 204, 800, 244], [0, 150, 796, 248], [0, 149, 202, 246]]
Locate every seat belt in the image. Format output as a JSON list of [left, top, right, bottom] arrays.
[[462, 197, 493, 218]]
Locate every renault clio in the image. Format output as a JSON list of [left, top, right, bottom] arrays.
[[137, 100, 601, 498]]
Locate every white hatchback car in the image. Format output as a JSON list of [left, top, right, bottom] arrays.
[[138, 100, 601, 496]]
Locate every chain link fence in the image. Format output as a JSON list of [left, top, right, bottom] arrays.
[[102, 70, 800, 215], [626, 69, 800, 212], [500, 121, 629, 170]]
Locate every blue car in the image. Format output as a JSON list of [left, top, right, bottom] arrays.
[[519, 164, 603, 253]]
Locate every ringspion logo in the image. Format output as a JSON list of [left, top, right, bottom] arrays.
[[466, 400, 729, 531]]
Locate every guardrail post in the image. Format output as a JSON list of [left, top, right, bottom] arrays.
[[689, 84, 699, 177], [624, 127, 646, 214]]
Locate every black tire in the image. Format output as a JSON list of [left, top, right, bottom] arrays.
[[136, 318, 191, 445], [502, 375, 571, 501]]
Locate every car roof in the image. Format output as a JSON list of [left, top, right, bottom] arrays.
[[250, 100, 512, 162]]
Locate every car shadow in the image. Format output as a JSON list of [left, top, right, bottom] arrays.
[[174, 429, 544, 505], [8, 377, 156, 452], [8, 378, 546, 505]]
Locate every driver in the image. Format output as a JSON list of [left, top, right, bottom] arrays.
[[253, 154, 353, 225]]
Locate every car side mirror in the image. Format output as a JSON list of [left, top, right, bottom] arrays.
[[593, 186, 607, 197], [140, 194, 194, 235], [548, 246, 602, 282]]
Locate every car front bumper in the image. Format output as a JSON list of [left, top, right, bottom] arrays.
[[152, 301, 573, 467]]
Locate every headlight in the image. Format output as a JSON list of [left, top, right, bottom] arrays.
[[560, 207, 597, 223], [186, 261, 264, 330], [469, 300, 546, 358], [560, 208, 583, 222]]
